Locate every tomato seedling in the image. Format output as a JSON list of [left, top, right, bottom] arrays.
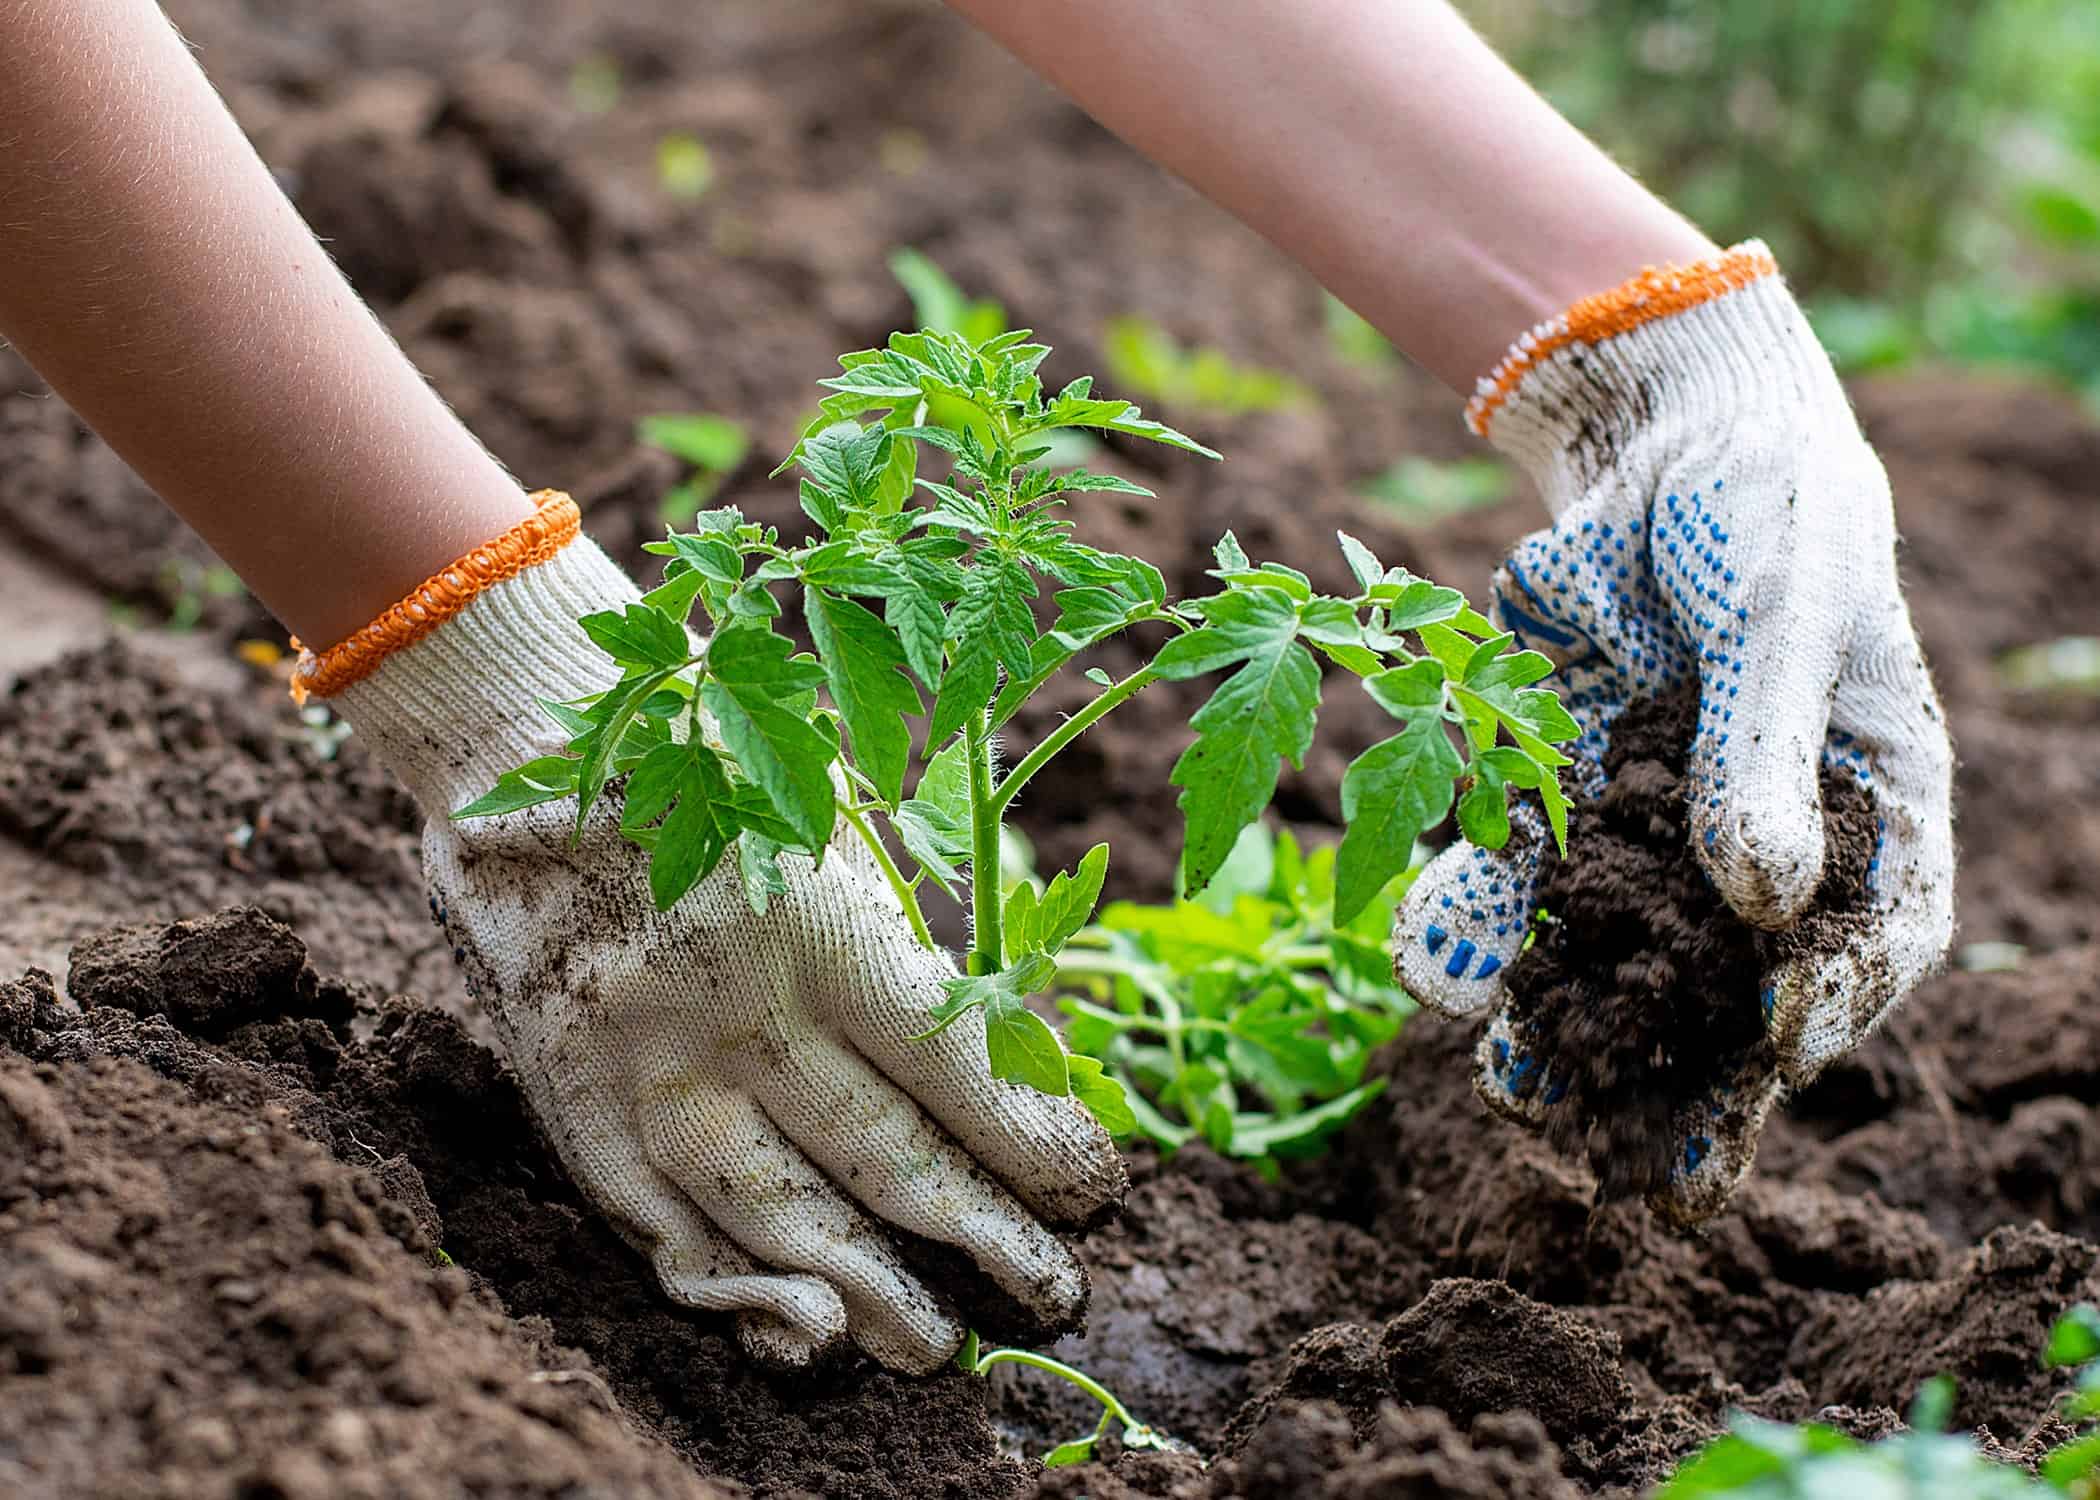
[[458, 327, 1576, 1133], [1054, 821, 1416, 1168]]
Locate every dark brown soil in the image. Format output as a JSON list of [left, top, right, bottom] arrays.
[[0, 972, 724, 1500], [5, 3, 2100, 1498], [1500, 689, 1879, 1196]]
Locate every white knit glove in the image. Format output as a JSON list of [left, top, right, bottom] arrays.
[[1394, 245, 1954, 1222], [331, 533, 1126, 1373]]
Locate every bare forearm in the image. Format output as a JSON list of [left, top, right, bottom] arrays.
[[0, 0, 529, 644], [947, 0, 1716, 393]]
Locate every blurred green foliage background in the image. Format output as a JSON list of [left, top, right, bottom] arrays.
[[1464, 0, 2100, 405]]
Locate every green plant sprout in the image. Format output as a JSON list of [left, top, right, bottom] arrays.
[[568, 54, 622, 115], [1657, 1305, 2100, 1497], [1054, 821, 1416, 1167], [1322, 292, 1396, 369], [1103, 316, 1312, 416], [159, 559, 245, 632], [656, 133, 714, 200], [458, 327, 1575, 1134], [638, 412, 750, 524], [1359, 456, 1511, 522], [956, 1329, 1172, 1468], [890, 249, 1011, 348]]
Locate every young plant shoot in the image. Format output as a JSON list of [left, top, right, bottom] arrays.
[[1055, 822, 1420, 1169], [457, 327, 1577, 1137]]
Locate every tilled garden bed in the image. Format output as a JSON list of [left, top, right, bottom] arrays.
[[5, 2, 2100, 1495]]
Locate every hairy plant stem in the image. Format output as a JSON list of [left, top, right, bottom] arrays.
[[993, 666, 1161, 814], [966, 709, 1002, 976], [839, 801, 935, 952]]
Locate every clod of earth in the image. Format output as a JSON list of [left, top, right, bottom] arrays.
[[1499, 688, 1877, 1196]]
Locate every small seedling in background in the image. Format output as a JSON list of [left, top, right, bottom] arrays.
[[1656, 1306, 2100, 1496], [878, 128, 929, 177], [159, 559, 245, 632], [1997, 636, 2100, 697], [462, 329, 1574, 1137], [1103, 316, 1312, 416], [1323, 292, 1396, 369], [638, 412, 751, 523], [568, 54, 622, 115], [890, 248, 1010, 347], [1359, 456, 1511, 521], [956, 1330, 1174, 1468], [656, 132, 714, 200], [1055, 821, 1416, 1169]]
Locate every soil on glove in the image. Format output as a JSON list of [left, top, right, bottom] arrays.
[[1497, 689, 1879, 1197], [6, 3, 2100, 1498]]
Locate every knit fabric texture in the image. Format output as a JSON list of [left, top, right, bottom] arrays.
[[334, 537, 1125, 1371], [1393, 243, 1955, 1225]]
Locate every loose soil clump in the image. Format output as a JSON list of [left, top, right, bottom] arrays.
[[1501, 689, 1878, 1197]]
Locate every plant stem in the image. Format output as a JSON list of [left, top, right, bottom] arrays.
[[840, 801, 936, 953], [966, 709, 1002, 975], [994, 667, 1160, 814], [969, 1348, 1139, 1428]]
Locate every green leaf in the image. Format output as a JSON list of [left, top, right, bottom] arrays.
[[1296, 597, 1363, 649], [621, 742, 689, 831], [579, 603, 692, 670], [1228, 1080, 1386, 1156], [1067, 1054, 1136, 1136], [893, 803, 965, 896], [928, 555, 1036, 746], [1364, 660, 1447, 715], [2046, 1304, 2100, 1368], [737, 831, 790, 915], [805, 588, 922, 809], [1334, 718, 1462, 924], [1156, 588, 1321, 897], [648, 748, 740, 909], [453, 755, 579, 818], [638, 412, 749, 471], [1337, 531, 1384, 593], [700, 627, 837, 848], [1516, 688, 1581, 743], [2042, 1431, 2100, 1487], [921, 956, 1069, 1096], [1028, 391, 1221, 460], [2023, 185, 2100, 246], [1380, 580, 1468, 633], [575, 668, 682, 833], [1003, 881, 1041, 964], [799, 421, 897, 514], [1034, 844, 1110, 953], [1457, 768, 1513, 850], [1040, 1436, 1099, 1470]]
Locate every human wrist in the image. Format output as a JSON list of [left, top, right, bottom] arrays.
[[296, 493, 641, 816], [1467, 242, 1860, 506]]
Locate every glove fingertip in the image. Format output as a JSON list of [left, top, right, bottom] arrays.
[[1469, 1012, 1564, 1129], [1691, 791, 1826, 932], [1394, 845, 1539, 1019], [734, 1308, 838, 1370], [1645, 1074, 1780, 1228]]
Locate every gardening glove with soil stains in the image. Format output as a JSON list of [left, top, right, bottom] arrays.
[[1392, 244, 1955, 1224], [294, 494, 1127, 1373]]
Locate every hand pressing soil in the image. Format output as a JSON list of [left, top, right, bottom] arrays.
[[1500, 688, 1879, 1199]]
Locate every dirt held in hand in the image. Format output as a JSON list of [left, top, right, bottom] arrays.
[[1502, 689, 1879, 1198]]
